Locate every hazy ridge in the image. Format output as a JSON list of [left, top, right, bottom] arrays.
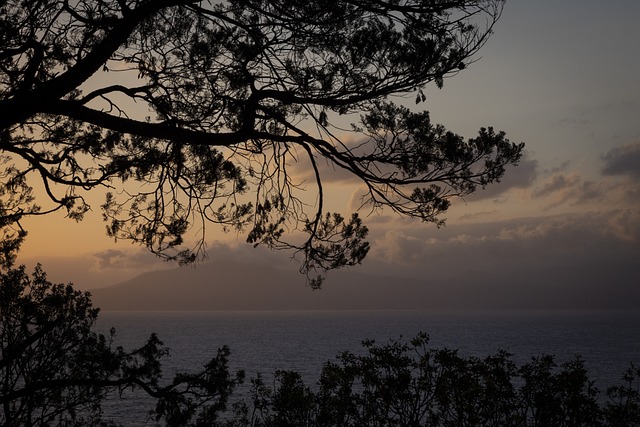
[[90, 258, 639, 311]]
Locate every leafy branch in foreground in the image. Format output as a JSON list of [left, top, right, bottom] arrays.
[[0, 0, 523, 284]]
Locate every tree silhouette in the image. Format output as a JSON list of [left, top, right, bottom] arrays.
[[0, 0, 523, 284], [0, 264, 244, 426], [2, 265, 639, 425], [233, 333, 640, 427]]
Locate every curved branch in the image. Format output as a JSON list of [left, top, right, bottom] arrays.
[[41, 101, 253, 146]]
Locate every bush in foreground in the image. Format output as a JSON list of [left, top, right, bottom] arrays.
[[0, 265, 242, 426], [233, 334, 639, 427]]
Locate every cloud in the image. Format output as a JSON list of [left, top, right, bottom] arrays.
[[291, 138, 541, 197], [454, 153, 539, 203], [602, 142, 640, 179], [530, 170, 640, 210], [347, 186, 375, 212], [343, 154, 538, 214], [458, 210, 499, 221], [92, 248, 165, 271], [292, 156, 364, 185], [532, 173, 581, 198], [363, 210, 640, 305], [287, 135, 371, 185], [531, 172, 608, 205], [369, 209, 640, 268], [527, 142, 640, 211], [606, 209, 640, 242]]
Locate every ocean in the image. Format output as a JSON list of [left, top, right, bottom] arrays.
[[96, 309, 640, 425]]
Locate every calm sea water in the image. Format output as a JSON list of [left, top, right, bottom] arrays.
[[96, 310, 640, 425]]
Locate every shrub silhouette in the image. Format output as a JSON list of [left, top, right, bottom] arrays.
[[0, 265, 243, 426], [233, 333, 640, 427], [2, 266, 638, 426]]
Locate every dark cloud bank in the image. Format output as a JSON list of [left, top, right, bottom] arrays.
[[91, 212, 640, 311], [602, 142, 640, 179]]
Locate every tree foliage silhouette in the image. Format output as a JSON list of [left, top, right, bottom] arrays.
[[0, 0, 523, 284], [1, 265, 638, 425], [0, 264, 244, 426], [233, 334, 640, 427]]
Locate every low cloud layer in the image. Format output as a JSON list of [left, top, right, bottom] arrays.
[[93, 248, 166, 271], [364, 209, 639, 307], [531, 172, 609, 208]]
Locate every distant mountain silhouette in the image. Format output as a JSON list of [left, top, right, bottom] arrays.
[[90, 260, 443, 310], [89, 257, 639, 310]]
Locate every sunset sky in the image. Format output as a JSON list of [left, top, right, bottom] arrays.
[[17, 0, 640, 306]]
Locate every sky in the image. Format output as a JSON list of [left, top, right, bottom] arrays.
[[16, 0, 640, 307]]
